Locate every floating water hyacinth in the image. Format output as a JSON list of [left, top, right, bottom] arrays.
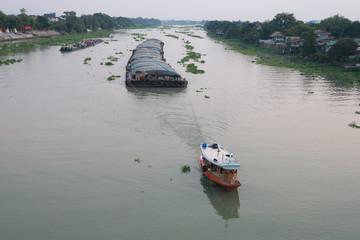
[[348, 122, 360, 129], [181, 165, 191, 173]]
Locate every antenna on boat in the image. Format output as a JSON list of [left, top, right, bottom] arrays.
[[229, 144, 232, 164]]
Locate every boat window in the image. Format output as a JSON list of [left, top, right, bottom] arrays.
[[213, 158, 217, 162]]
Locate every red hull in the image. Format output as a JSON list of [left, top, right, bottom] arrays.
[[198, 155, 241, 190]]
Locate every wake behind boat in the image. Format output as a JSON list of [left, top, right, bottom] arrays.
[[199, 143, 241, 190]]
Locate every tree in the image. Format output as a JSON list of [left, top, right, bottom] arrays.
[[224, 24, 240, 39], [17, 13, 31, 27], [0, 11, 6, 29], [3, 16, 18, 29], [286, 24, 315, 36], [320, 15, 352, 38], [327, 38, 358, 61], [93, 13, 115, 29], [36, 16, 50, 30], [259, 21, 275, 40], [239, 23, 259, 44], [65, 15, 86, 33], [271, 12, 299, 32], [344, 21, 360, 38], [53, 19, 66, 32], [81, 14, 100, 31], [301, 31, 317, 56]]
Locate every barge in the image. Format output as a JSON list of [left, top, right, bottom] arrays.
[[125, 39, 188, 88], [59, 39, 103, 52]]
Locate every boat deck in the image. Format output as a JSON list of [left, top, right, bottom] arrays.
[[201, 143, 240, 170]]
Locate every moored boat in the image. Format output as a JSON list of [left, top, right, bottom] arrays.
[[199, 143, 241, 190], [59, 39, 103, 52], [125, 38, 188, 88]]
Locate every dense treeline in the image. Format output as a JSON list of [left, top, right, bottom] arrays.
[[0, 11, 161, 33], [205, 13, 360, 62], [205, 13, 360, 42]]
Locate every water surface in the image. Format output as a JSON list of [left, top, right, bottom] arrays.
[[1, 27, 360, 240]]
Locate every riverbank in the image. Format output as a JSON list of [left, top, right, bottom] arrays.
[[0, 30, 112, 56], [208, 34, 360, 86], [0, 30, 61, 42]]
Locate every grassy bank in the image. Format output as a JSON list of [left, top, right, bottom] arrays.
[[209, 34, 360, 86], [0, 30, 112, 56]]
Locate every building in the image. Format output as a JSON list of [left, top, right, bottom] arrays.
[[270, 32, 286, 44], [314, 30, 331, 41], [259, 32, 304, 53], [259, 32, 287, 50], [19, 26, 32, 33], [63, 11, 76, 16], [43, 12, 58, 22]]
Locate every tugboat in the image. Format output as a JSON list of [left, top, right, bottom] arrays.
[[199, 143, 241, 190]]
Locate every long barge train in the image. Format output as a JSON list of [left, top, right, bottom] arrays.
[[125, 39, 188, 88]]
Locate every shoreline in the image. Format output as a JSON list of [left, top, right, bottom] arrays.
[[207, 33, 360, 86], [0, 30, 61, 42], [0, 30, 112, 56]]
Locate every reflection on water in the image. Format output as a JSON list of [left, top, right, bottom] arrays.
[[200, 175, 240, 220]]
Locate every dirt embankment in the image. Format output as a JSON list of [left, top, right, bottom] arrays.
[[0, 30, 61, 42]]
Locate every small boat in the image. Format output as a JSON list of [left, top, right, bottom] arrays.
[[199, 143, 241, 190], [59, 39, 103, 52]]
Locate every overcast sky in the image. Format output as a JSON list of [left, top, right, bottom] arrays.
[[1, 0, 359, 22]]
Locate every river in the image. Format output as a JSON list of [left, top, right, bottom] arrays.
[[1, 27, 360, 240]]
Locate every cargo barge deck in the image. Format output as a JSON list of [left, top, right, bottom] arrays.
[[125, 39, 188, 88]]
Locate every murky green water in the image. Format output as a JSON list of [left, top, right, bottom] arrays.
[[1, 27, 360, 240]]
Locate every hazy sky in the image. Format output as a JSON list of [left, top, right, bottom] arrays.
[[1, 0, 359, 22]]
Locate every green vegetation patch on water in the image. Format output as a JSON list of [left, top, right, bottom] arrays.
[[178, 51, 203, 64], [83, 57, 91, 64], [180, 165, 191, 173], [107, 75, 121, 81], [176, 31, 190, 34], [107, 56, 119, 61], [348, 122, 360, 129], [185, 44, 194, 50], [0, 58, 23, 66], [187, 33, 203, 39], [165, 34, 179, 39], [132, 33, 147, 41], [186, 63, 205, 74]]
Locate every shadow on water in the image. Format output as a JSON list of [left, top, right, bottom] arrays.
[[200, 174, 240, 220]]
